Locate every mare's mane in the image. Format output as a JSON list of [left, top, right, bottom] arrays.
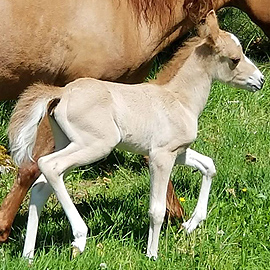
[[153, 36, 204, 84], [128, 0, 214, 24], [127, 0, 178, 25]]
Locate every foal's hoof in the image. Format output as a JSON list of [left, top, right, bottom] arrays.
[[146, 253, 158, 261], [71, 246, 81, 259]]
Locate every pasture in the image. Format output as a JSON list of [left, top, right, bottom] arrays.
[[0, 66, 269, 269], [0, 8, 270, 270]]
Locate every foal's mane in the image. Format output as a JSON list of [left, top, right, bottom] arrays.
[[128, 0, 214, 24], [153, 36, 204, 85], [184, 0, 214, 23]]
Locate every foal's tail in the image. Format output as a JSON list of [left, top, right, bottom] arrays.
[[8, 84, 65, 166]]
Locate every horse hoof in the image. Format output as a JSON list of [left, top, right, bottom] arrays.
[[146, 253, 158, 261], [71, 246, 81, 259], [0, 228, 11, 243]]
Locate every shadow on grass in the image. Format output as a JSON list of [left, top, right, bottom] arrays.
[[7, 146, 185, 256], [10, 184, 151, 256], [71, 149, 148, 181]]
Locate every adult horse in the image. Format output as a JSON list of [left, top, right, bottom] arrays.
[[0, 0, 269, 243]]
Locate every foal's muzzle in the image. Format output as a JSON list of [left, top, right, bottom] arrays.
[[247, 72, 265, 92]]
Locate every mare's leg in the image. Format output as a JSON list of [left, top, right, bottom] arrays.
[[175, 148, 216, 233], [0, 162, 40, 242], [0, 117, 53, 243], [22, 175, 53, 261], [166, 180, 184, 220], [146, 151, 176, 259]]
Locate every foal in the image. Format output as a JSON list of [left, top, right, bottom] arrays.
[[9, 11, 264, 260]]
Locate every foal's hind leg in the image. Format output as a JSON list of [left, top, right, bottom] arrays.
[[22, 175, 53, 261], [23, 120, 70, 261], [38, 138, 119, 254], [175, 148, 216, 233], [0, 117, 53, 243]]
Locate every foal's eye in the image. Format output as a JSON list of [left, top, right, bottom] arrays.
[[231, 58, 240, 65]]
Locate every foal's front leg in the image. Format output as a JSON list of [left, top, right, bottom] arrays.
[[175, 148, 216, 233], [147, 151, 176, 260]]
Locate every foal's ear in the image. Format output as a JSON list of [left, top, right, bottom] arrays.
[[198, 10, 220, 45]]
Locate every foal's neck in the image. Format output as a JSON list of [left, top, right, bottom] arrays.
[[163, 44, 213, 116]]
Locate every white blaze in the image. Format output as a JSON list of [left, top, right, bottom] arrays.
[[229, 33, 241, 47]]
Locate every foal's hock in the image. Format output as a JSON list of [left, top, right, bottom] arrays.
[[9, 10, 264, 260]]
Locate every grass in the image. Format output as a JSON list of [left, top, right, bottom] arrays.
[[0, 8, 270, 269], [0, 67, 269, 269], [218, 8, 269, 62]]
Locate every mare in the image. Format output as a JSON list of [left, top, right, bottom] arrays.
[[8, 11, 264, 260], [0, 0, 269, 243]]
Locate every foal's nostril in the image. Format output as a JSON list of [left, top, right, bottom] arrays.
[[261, 76, 265, 86], [258, 76, 265, 89]]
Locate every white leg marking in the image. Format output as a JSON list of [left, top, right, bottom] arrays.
[[175, 148, 216, 233], [22, 175, 53, 261], [146, 151, 176, 259], [38, 139, 118, 253]]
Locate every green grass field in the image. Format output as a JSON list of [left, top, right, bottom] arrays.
[[0, 7, 270, 269], [0, 65, 269, 269]]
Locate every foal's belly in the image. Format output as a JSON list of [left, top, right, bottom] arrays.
[[116, 140, 149, 156]]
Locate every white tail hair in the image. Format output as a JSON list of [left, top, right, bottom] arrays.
[[8, 84, 63, 166]]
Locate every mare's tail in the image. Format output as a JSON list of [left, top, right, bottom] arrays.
[[8, 84, 65, 166]]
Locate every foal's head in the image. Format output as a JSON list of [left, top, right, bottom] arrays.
[[199, 11, 264, 91]]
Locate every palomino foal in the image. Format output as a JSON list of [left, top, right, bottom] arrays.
[[9, 11, 264, 260]]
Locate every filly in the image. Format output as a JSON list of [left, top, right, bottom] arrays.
[[9, 11, 264, 260]]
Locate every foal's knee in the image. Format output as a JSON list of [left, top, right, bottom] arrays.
[[149, 203, 166, 226]]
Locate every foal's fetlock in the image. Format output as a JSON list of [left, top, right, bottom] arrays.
[[71, 246, 81, 259], [182, 210, 206, 233], [71, 225, 88, 257], [206, 158, 216, 177], [22, 253, 34, 265], [182, 218, 200, 234], [71, 238, 86, 259]]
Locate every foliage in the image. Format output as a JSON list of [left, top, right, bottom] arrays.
[[218, 8, 269, 62], [147, 7, 269, 81]]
